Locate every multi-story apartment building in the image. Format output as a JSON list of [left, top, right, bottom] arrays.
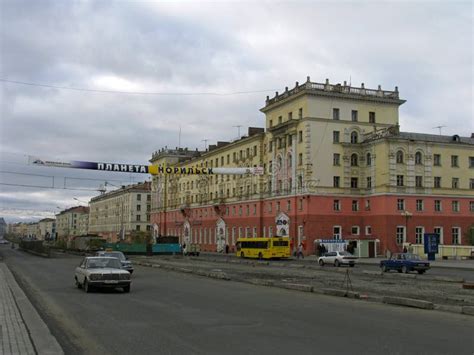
[[0, 218, 6, 238], [8, 222, 29, 238], [88, 182, 151, 242], [150, 77, 474, 255], [56, 206, 89, 240], [38, 218, 56, 240], [26, 222, 40, 239]]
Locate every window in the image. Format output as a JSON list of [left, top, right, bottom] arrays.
[[415, 176, 423, 188], [268, 203, 272, 213], [288, 112, 293, 120], [246, 205, 250, 216], [350, 131, 358, 144], [470, 179, 474, 189], [333, 200, 340, 211], [136, 205, 141, 211], [451, 155, 459, 167], [452, 200, 459, 212], [369, 112, 376, 123], [136, 215, 141, 222], [136, 225, 141, 231], [396, 151, 404, 164], [278, 116, 282, 124], [137, 194, 141, 201], [434, 176, 441, 188], [334, 176, 340, 188], [333, 131, 340, 143], [434, 154, 441, 166], [276, 202, 280, 212], [268, 120, 273, 128], [333, 153, 340, 166], [269, 141, 273, 152], [415, 227, 424, 244], [298, 130, 303, 143], [416, 199, 424, 211], [333, 108, 340, 120], [351, 226, 360, 235], [352, 200, 359, 211], [351, 177, 358, 188], [350, 153, 358, 166], [470, 201, 474, 212], [366, 226, 372, 235], [397, 199, 405, 211], [434, 227, 443, 244], [415, 152, 423, 165], [298, 108, 303, 119], [366, 153, 372, 166], [396, 175, 404, 186], [452, 178, 459, 189], [287, 200, 291, 211], [452, 227, 460, 245], [396, 227, 405, 245], [298, 153, 303, 166], [298, 198, 303, 210], [469, 156, 474, 168], [351, 110, 358, 122], [434, 200, 442, 212], [366, 177, 372, 189], [333, 226, 341, 240], [365, 199, 371, 210]]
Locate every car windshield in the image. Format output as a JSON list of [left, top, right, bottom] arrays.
[[104, 252, 125, 261], [87, 258, 122, 269], [404, 254, 421, 260]]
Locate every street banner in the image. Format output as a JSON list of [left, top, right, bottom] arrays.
[[29, 156, 264, 175]]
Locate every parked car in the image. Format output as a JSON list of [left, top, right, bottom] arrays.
[[380, 253, 430, 274], [75, 257, 131, 293], [0, 239, 10, 244], [318, 251, 357, 267], [96, 251, 134, 274]]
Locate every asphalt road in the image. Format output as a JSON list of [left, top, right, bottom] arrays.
[[1, 245, 473, 355]]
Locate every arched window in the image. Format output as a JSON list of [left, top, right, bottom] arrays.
[[351, 153, 358, 166], [415, 152, 423, 165], [366, 153, 372, 166], [396, 150, 404, 164], [298, 175, 303, 190], [277, 156, 282, 170], [351, 131, 358, 144], [287, 154, 292, 167]]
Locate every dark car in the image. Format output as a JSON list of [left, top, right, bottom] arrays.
[[96, 251, 134, 274], [380, 253, 430, 274]]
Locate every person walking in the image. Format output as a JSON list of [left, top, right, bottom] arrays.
[[297, 243, 304, 259]]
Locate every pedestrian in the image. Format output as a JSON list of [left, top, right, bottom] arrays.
[[225, 244, 229, 254], [403, 246, 408, 253], [297, 243, 304, 259], [182, 243, 187, 256]]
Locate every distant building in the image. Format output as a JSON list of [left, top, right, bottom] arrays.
[[150, 77, 474, 256], [38, 218, 56, 240], [56, 206, 89, 240], [88, 182, 151, 242], [0, 218, 6, 238]]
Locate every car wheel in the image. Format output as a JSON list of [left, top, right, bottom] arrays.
[[196, 253, 200, 257], [382, 265, 388, 273], [240, 252, 245, 258], [84, 279, 91, 293], [123, 285, 130, 293], [129, 270, 133, 274], [75, 277, 82, 289], [335, 260, 340, 267], [319, 259, 324, 266], [349, 264, 355, 267], [402, 266, 408, 274]]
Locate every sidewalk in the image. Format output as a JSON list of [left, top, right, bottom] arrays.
[[0, 263, 63, 355]]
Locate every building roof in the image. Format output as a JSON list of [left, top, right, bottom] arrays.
[[90, 181, 151, 202], [397, 132, 474, 145]]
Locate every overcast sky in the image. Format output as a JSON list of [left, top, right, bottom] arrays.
[[0, 0, 472, 223]]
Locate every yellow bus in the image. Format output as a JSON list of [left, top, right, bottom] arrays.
[[235, 237, 291, 259]]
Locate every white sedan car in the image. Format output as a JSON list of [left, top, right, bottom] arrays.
[[318, 251, 357, 267], [75, 257, 131, 293]]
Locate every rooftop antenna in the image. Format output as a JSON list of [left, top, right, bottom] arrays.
[[178, 125, 181, 149], [433, 125, 446, 135], [202, 139, 209, 151], [233, 125, 242, 139]]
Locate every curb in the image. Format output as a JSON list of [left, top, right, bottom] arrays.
[[462, 306, 474, 316], [382, 296, 434, 310], [1, 264, 64, 355]]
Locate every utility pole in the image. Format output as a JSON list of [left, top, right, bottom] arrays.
[[433, 126, 446, 135]]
